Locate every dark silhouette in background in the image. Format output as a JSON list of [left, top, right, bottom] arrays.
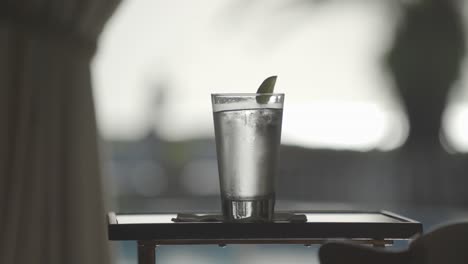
[[388, 0, 465, 150], [388, 0, 467, 205], [278, 0, 468, 208]]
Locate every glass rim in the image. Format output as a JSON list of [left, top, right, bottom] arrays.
[[211, 93, 284, 97]]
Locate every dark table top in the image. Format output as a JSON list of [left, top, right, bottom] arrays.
[[107, 210, 422, 243]]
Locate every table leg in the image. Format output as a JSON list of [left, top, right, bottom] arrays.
[[138, 241, 156, 264]]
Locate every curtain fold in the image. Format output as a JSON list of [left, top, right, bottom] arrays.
[[0, 1, 120, 263]]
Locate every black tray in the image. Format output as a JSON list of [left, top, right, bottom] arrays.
[[108, 210, 422, 243]]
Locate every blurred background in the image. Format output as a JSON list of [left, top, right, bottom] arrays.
[[2, 0, 468, 263], [90, 0, 468, 263]]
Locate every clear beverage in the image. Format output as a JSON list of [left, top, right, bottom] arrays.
[[212, 94, 284, 222]]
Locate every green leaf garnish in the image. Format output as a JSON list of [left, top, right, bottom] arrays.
[[256, 75, 277, 104]]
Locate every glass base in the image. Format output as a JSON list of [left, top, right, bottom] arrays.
[[222, 195, 275, 222]]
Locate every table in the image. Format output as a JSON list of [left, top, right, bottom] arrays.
[[107, 210, 422, 264]]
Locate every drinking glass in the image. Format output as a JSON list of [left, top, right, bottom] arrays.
[[212, 93, 284, 222]]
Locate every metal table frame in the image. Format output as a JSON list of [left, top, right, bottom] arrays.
[[107, 210, 423, 264]]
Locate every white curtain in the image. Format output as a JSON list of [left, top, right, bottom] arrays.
[[0, 1, 120, 263]]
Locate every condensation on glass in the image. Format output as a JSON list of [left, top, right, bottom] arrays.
[[212, 93, 284, 222]]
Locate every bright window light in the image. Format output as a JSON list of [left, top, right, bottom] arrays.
[[93, 0, 413, 151]]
